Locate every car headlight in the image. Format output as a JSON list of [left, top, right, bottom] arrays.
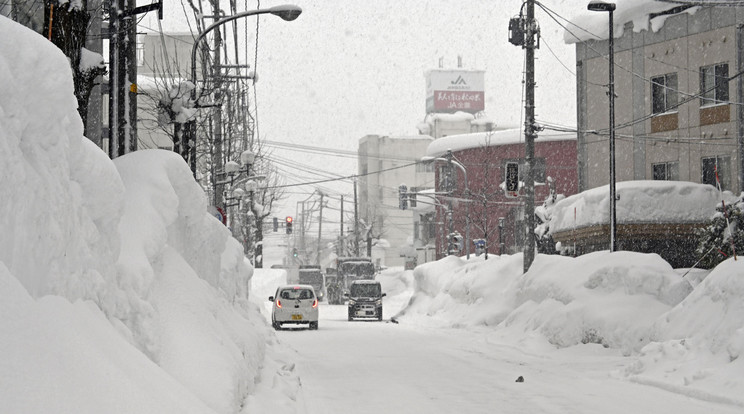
[[375, 299, 382, 305], [349, 299, 356, 305]]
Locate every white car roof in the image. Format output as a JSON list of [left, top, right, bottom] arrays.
[[277, 284, 315, 291], [350, 280, 380, 285]]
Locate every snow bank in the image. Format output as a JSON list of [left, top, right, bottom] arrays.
[[399, 249, 744, 403], [0, 17, 273, 413], [0, 15, 123, 301], [623, 258, 744, 401], [0, 263, 213, 414], [399, 252, 688, 352], [550, 181, 735, 234]]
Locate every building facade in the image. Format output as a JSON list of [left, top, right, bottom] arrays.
[[575, 5, 744, 194], [358, 134, 435, 268], [426, 129, 578, 259], [136, 32, 196, 150]]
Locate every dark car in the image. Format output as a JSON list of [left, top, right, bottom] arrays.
[[346, 280, 386, 321]]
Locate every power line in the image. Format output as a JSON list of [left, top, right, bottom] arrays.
[[258, 161, 420, 190], [263, 139, 425, 163]]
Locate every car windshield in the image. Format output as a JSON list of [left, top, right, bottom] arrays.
[[279, 288, 314, 300], [350, 283, 381, 297]]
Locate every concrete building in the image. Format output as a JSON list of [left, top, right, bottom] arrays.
[[417, 112, 500, 139], [574, 5, 744, 193], [358, 134, 435, 268]]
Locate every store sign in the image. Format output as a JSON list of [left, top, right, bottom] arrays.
[[426, 70, 485, 114]]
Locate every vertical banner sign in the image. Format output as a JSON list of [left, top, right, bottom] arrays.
[[505, 162, 520, 198]]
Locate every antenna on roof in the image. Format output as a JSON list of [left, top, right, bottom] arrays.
[[457, 55, 463, 68]]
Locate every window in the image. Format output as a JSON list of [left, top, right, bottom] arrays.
[[416, 162, 434, 173], [136, 37, 145, 67], [700, 63, 729, 106], [652, 162, 678, 181], [437, 165, 457, 191], [702, 156, 730, 190], [651, 73, 678, 114]]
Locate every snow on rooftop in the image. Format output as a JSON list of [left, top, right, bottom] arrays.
[[564, 0, 700, 44], [550, 180, 737, 234], [424, 111, 475, 122], [426, 128, 575, 158]]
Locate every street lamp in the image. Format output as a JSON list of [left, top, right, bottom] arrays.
[[587, 0, 617, 252], [183, 5, 303, 174]]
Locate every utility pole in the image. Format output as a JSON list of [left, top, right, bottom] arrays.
[[108, 0, 161, 159], [301, 200, 306, 260], [339, 195, 344, 257], [523, 0, 538, 272], [354, 181, 359, 256], [317, 193, 324, 265], [108, 0, 123, 159], [125, 0, 137, 155], [210, 0, 225, 210]]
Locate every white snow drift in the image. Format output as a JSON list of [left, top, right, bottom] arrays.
[[0, 16, 274, 413], [397, 250, 744, 406]]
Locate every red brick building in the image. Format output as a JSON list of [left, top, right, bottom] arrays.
[[425, 129, 577, 259]]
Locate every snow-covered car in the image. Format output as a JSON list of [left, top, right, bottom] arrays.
[[269, 285, 319, 330], [346, 280, 386, 321]]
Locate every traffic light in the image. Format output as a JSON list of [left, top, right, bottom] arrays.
[[286, 216, 293, 234], [398, 184, 408, 210], [273, 217, 278, 232], [505, 162, 519, 196], [292, 248, 298, 257]]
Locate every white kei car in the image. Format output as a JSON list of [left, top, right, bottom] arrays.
[[269, 285, 319, 330]]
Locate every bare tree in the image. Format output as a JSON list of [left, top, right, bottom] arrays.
[[42, 0, 107, 133], [138, 0, 285, 266], [461, 146, 504, 258]]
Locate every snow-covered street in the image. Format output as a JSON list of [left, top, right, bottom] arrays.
[[251, 267, 743, 414], [269, 302, 738, 414]]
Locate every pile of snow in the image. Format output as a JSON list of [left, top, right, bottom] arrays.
[[550, 181, 736, 234], [0, 17, 280, 413], [565, 0, 699, 44], [398, 251, 744, 404], [630, 258, 744, 401]]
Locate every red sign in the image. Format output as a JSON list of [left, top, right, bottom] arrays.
[[432, 91, 485, 112]]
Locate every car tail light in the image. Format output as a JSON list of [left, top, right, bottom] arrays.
[[312, 299, 318, 308], [276, 299, 282, 308]]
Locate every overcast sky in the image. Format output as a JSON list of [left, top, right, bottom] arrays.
[[143, 0, 581, 222]]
